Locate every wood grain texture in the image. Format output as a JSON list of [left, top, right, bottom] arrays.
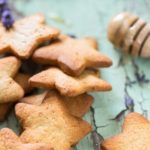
[[1, 0, 150, 150]]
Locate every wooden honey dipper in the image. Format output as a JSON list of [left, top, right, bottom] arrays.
[[108, 12, 150, 57]]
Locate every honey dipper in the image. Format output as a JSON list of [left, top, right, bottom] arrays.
[[108, 12, 150, 57]]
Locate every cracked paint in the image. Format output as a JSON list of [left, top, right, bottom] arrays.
[[90, 107, 104, 150]]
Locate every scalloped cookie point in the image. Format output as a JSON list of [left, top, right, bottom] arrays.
[[0, 128, 53, 150], [0, 56, 21, 78], [0, 56, 24, 104], [101, 112, 150, 150], [0, 72, 32, 122], [0, 13, 60, 59]]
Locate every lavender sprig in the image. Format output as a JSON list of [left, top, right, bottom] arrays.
[[125, 95, 134, 112], [0, 0, 7, 6], [2, 8, 14, 29], [0, 0, 14, 29]]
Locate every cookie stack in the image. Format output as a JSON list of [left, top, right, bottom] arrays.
[[0, 14, 112, 150]]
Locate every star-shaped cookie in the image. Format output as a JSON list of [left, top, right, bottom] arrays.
[[101, 112, 150, 150], [29, 67, 112, 97], [0, 128, 53, 150], [20, 90, 93, 117], [0, 73, 32, 121], [15, 94, 92, 150], [0, 14, 60, 59], [32, 35, 112, 76], [0, 56, 24, 103], [0, 56, 21, 77]]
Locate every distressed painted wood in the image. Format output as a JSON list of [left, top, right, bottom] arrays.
[[1, 0, 150, 150]]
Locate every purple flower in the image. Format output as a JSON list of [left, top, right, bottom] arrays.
[[1, 9, 14, 29], [125, 95, 134, 111], [0, 0, 14, 29], [0, 0, 7, 6]]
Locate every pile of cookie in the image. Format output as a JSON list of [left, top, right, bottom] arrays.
[[0, 13, 112, 150]]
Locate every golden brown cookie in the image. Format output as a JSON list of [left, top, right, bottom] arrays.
[[82, 37, 98, 49], [0, 56, 21, 77], [0, 57, 24, 103], [20, 90, 93, 117], [101, 112, 150, 150], [20, 91, 48, 106], [29, 67, 112, 97], [15, 73, 32, 94], [0, 73, 32, 121], [15, 94, 92, 150], [54, 92, 93, 117], [0, 14, 60, 59], [0, 76, 24, 103], [0, 128, 53, 150], [32, 35, 112, 76], [0, 56, 24, 121]]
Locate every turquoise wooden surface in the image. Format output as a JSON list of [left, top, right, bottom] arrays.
[[1, 0, 150, 150]]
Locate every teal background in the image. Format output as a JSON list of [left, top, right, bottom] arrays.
[[1, 0, 150, 150]]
